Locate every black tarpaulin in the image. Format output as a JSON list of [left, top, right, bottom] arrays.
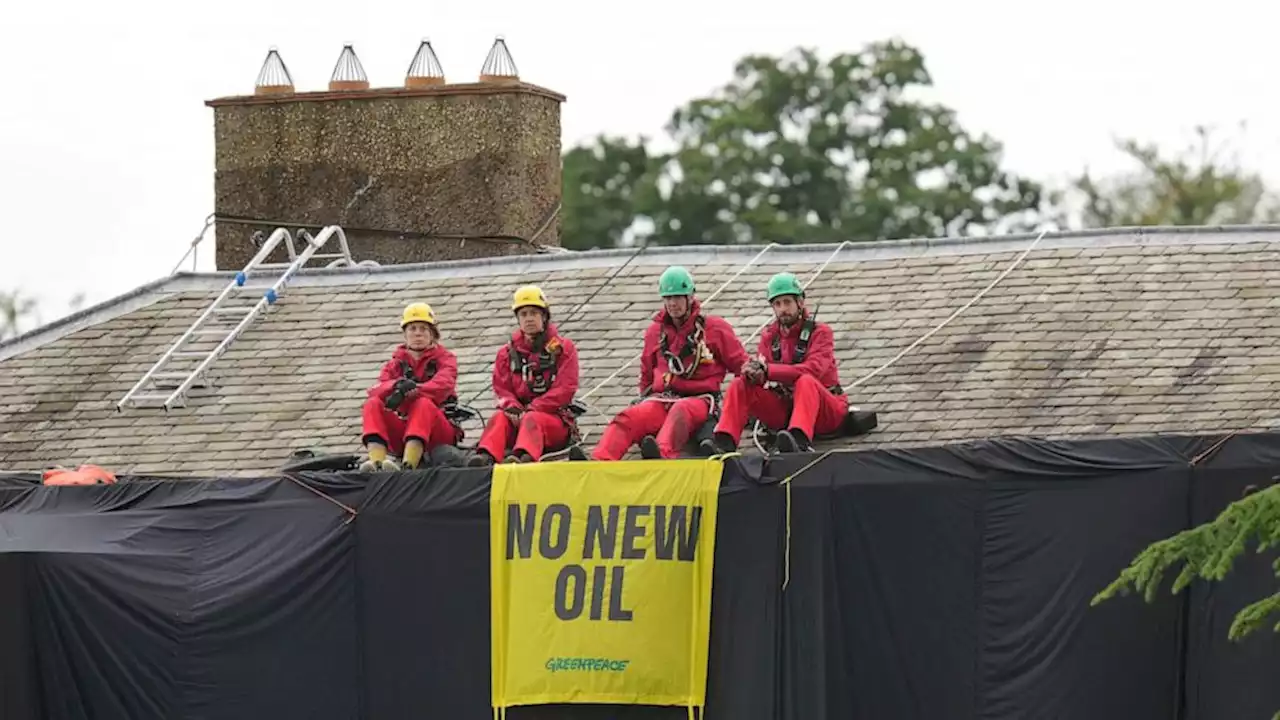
[[0, 478, 362, 720], [1, 433, 1277, 720]]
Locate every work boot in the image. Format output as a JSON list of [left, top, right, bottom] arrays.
[[467, 452, 494, 467], [504, 451, 534, 464], [567, 445, 588, 462], [775, 429, 812, 454], [699, 432, 736, 457], [358, 457, 402, 473], [639, 436, 661, 460]]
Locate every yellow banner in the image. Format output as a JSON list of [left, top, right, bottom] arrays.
[[490, 458, 723, 712]]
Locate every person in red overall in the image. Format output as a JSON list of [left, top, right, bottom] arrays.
[[360, 302, 460, 472], [469, 285, 581, 465], [703, 272, 849, 455], [590, 266, 750, 460]]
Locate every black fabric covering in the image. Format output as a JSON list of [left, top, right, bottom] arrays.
[[1, 434, 1277, 720]]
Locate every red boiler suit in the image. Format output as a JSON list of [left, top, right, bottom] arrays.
[[714, 313, 849, 444], [477, 325, 581, 462], [362, 343, 461, 455], [592, 300, 749, 460]]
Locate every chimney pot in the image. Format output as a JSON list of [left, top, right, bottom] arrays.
[[329, 44, 370, 91]]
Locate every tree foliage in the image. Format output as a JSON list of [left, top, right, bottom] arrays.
[[1093, 482, 1280, 716], [0, 289, 39, 342], [0, 290, 82, 341], [561, 40, 1049, 249], [1073, 125, 1280, 228]]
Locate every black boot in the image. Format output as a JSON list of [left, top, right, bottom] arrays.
[[467, 452, 495, 467], [698, 432, 736, 457], [775, 429, 812, 454], [639, 436, 662, 459]]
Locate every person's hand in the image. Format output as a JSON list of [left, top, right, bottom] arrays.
[[504, 405, 524, 422], [743, 360, 767, 385]]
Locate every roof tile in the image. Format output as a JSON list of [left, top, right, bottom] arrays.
[[2, 228, 1280, 476]]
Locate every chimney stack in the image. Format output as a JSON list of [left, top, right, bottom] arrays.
[[208, 39, 566, 271]]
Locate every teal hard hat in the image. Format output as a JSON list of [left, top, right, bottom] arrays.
[[658, 266, 696, 297], [766, 272, 804, 301]]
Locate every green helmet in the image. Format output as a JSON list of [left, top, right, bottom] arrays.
[[658, 266, 696, 297], [766, 272, 804, 302]]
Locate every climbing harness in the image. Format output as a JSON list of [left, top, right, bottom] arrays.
[[769, 313, 817, 365], [658, 315, 708, 380], [508, 335, 559, 396]]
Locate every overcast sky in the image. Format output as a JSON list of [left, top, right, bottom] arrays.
[[3, 0, 1276, 327]]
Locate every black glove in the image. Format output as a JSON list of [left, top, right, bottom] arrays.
[[383, 378, 418, 410]]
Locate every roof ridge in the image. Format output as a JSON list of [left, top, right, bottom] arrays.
[[196, 222, 1280, 277]]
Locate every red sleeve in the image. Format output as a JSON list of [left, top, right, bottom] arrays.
[[767, 323, 836, 386], [667, 318, 747, 396], [530, 338, 580, 412], [367, 357, 402, 398], [709, 317, 750, 375], [638, 323, 661, 396], [492, 345, 523, 410], [418, 349, 458, 405]]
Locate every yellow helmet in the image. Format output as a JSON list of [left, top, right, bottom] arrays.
[[511, 285, 549, 313], [400, 302, 437, 328]]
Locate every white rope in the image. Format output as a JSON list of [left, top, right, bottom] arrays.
[[845, 228, 1048, 390], [580, 242, 780, 400], [169, 214, 216, 275]]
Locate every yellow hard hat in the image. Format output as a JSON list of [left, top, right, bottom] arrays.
[[511, 285, 549, 312], [400, 302, 437, 328]]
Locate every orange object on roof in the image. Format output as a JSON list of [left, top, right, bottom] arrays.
[[42, 465, 118, 486]]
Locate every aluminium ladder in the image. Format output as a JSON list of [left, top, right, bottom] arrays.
[[118, 225, 368, 411]]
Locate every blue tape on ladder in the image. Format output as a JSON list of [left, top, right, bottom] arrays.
[[265, 289, 278, 304], [235, 271, 246, 286]]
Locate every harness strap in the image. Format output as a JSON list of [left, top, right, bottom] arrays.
[[508, 338, 559, 397], [659, 315, 707, 379], [770, 314, 817, 364]]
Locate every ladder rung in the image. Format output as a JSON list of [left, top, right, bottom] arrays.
[[153, 372, 198, 379], [311, 253, 344, 259], [213, 306, 257, 314], [128, 394, 172, 402], [174, 351, 209, 358], [251, 263, 294, 270], [194, 329, 230, 336]]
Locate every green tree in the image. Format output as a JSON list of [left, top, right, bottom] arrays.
[[1093, 483, 1280, 716], [560, 40, 1050, 249], [1073, 125, 1280, 228], [0, 289, 38, 341], [561, 136, 658, 250]]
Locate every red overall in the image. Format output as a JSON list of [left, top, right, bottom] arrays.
[[477, 325, 580, 462], [362, 343, 460, 455], [591, 300, 749, 460], [714, 314, 848, 444]]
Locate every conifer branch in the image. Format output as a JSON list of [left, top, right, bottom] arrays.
[[1091, 483, 1280, 642]]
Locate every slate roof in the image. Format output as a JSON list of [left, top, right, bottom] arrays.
[[2, 225, 1279, 477]]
